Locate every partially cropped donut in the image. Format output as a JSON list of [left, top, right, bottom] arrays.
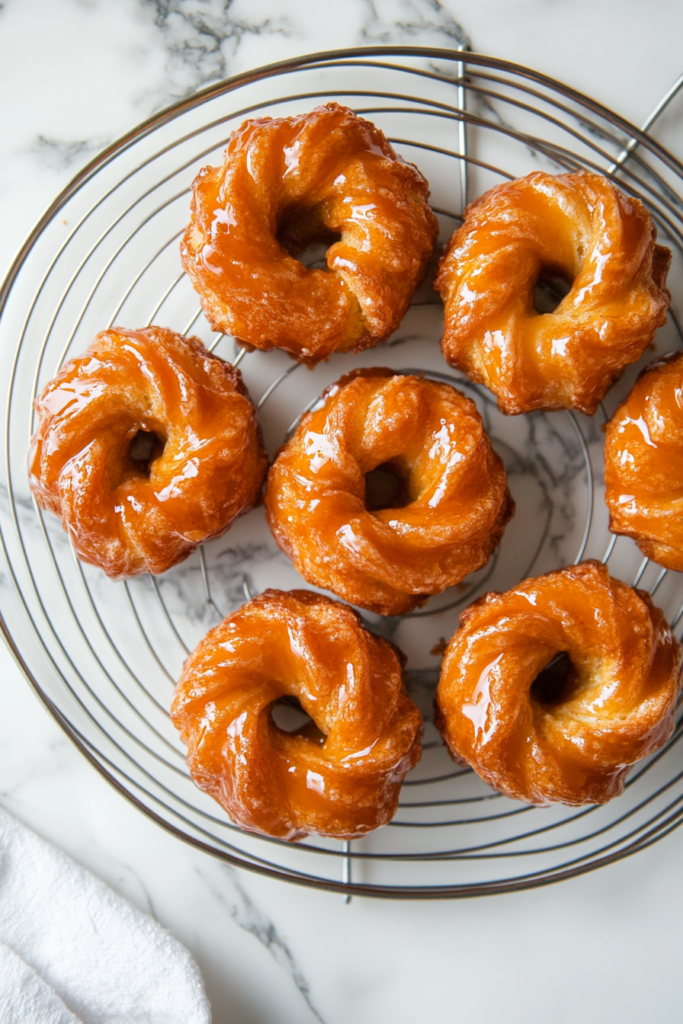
[[435, 171, 671, 415], [605, 351, 683, 570], [265, 369, 514, 616], [181, 103, 438, 364], [29, 327, 267, 579], [435, 560, 681, 806], [171, 589, 423, 841]]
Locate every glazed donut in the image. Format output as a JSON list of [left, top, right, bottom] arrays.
[[605, 351, 683, 570], [265, 369, 514, 616], [435, 560, 681, 806], [181, 103, 438, 364], [29, 327, 267, 579], [170, 589, 423, 841], [435, 171, 671, 415]]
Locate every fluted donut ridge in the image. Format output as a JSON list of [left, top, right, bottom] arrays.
[[436, 171, 671, 415], [181, 103, 438, 363], [265, 369, 514, 615], [171, 589, 423, 841], [435, 560, 682, 806], [605, 350, 683, 570], [29, 326, 267, 578]]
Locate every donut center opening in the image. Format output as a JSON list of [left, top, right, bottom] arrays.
[[365, 462, 412, 512], [270, 695, 326, 745], [127, 429, 166, 477], [532, 265, 573, 314], [276, 206, 341, 268], [530, 651, 578, 706]]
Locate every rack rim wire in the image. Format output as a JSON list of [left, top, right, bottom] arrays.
[[2, 46, 683, 899]]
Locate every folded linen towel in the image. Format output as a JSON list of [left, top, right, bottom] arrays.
[[0, 807, 211, 1024], [0, 942, 81, 1024]]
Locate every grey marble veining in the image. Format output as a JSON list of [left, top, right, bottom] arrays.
[[140, 0, 294, 102], [199, 865, 326, 1023], [357, 0, 470, 48], [32, 134, 112, 172]]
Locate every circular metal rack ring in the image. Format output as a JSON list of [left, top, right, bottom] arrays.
[[2, 47, 683, 900]]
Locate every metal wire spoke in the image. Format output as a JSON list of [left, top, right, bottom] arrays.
[[2, 47, 683, 900]]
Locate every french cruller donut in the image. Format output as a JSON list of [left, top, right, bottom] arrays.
[[265, 368, 514, 616], [171, 589, 423, 841], [29, 327, 267, 578], [436, 171, 671, 415], [605, 351, 683, 572], [435, 560, 681, 806], [181, 103, 439, 364]]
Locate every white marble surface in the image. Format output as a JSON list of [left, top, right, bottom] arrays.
[[2, 2, 683, 1022]]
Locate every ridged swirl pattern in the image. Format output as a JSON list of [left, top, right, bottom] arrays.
[[435, 560, 681, 806], [181, 103, 438, 364], [435, 171, 671, 415], [265, 369, 514, 616], [605, 350, 683, 571], [171, 589, 423, 841], [29, 327, 268, 579]]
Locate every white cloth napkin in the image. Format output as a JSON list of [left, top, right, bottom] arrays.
[[0, 807, 211, 1024]]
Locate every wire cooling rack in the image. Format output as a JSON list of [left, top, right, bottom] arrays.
[[2, 47, 683, 900]]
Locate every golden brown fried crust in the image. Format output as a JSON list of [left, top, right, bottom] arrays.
[[170, 589, 423, 841], [435, 560, 681, 806], [181, 103, 439, 364], [435, 171, 671, 415], [265, 370, 514, 615], [28, 326, 268, 578], [605, 350, 683, 570]]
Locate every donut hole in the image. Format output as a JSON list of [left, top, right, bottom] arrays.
[[295, 238, 342, 270], [532, 265, 574, 314], [276, 205, 341, 268], [127, 429, 166, 477], [270, 695, 326, 745], [530, 651, 579, 706], [365, 462, 412, 512]]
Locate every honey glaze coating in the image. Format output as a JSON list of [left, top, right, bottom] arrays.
[[171, 589, 423, 841], [435, 560, 681, 806], [605, 351, 683, 570], [181, 103, 438, 364], [29, 327, 268, 579], [265, 369, 514, 616], [435, 171, 671, 415]]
